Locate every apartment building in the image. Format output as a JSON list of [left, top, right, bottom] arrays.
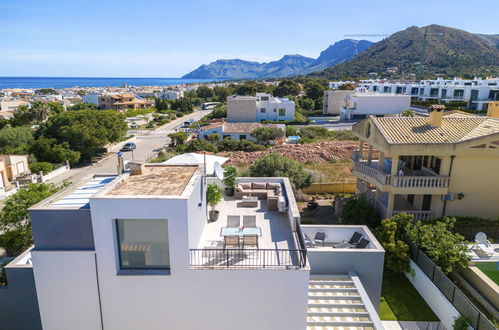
[[97, 93, 154, 111], [323, 90, 355, 115], [136, 89, 184, 100], [339, 92, 411, 120], [351, 105, 499, 220], [199, 122, 285, 142], [353, 77, 499, 111], [0, 162, 386, 330], [227, 93, 295, 122]]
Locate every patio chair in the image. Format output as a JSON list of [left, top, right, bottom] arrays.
[[242, 235, 258, 248], [313, 231, 327, 246], [303, 233, 316, 247], [243, 215, 257, 228], [333, 231, 363, 248], [471, 232, 494, 257], [355, 238, 370, 249], [223, 236, 240, 249], [227, 215, 240, 228]]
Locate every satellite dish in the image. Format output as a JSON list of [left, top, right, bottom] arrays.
[[214, 161, 224, 180]]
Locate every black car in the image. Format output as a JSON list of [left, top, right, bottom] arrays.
[[121, 142, 136, 151]]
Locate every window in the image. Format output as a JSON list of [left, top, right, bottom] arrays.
[[260, 96, 269, 101], [453, 89, 464, 99], [260, 108, 266, 113], [239, 135, 247, 140], [116, 219, 170, 270], [278, 108, 285, 116]]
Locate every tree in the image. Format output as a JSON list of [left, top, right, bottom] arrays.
[[405, 217, 470, 273], [47, 102, 65, 114], [35, 88, 58, 95], [36, 110, 127, 160], [376, 214, 412, 273], [250, 127, 284, 145], [340, 196, 382, 227], [213, 86, 234, 102], [338, 83, 356, 90], [67, 102, 96, 111], [249, 153, 311, 188], [298, 97, 315, 111], [29, 162, 53, 174], [303, 80, 326, 110], [208, 106, 227, 119], [197, 86, 215, 99], [274, 80, 301, 97], [184, 139, 218, 153], [0, 126, 34, 153], [11, 105, 34, 126], [0, 183, 60, 255], [31, 102, 52, 123], [30, 136, 81, 164], [172, 97, 193, 113], [168, 132, 188, 147], [401, 109, 416, 117]]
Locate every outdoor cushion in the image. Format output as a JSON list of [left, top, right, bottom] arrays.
[[252, 189, 267, 194], [252, 182, 267, 190], [267, 182, 281, 189], [240, 182, 251, 190]]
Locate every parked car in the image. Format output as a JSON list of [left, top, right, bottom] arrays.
[[121, 142, 136, 152]]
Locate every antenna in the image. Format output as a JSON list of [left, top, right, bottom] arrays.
[[214, 161, 224, 180]]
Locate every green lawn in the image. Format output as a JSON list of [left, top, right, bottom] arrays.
[[476, 262, 499, 285], [380, 270, 439, 321]]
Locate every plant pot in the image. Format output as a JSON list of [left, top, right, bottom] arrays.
[[209, 210, 220, 222], [307, 201, 319, 210], [225, 187, 235, 197]]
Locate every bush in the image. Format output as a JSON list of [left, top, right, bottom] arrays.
[[340, 196, 381, 227], [452, 316, 469, 330], [376, 214, 412, 273], [29, 162, 53, 174], [184, 139, 218, 153], [249, 153, 311, 189]]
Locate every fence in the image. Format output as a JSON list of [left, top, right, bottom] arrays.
[[407, 241, 496, 330], [189, 248, 307, 269]]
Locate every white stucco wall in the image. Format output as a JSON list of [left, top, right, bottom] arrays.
[[31, 251, 102, 330]]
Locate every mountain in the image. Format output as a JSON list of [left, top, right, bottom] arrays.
[[309, 25, 499, 79], [181, 39, 373, 79], [303, 39, 373, 73]]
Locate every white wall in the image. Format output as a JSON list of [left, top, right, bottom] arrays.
[[31, 251, 102, 330], [405, 260, 459, 329], [89, 190, 309, 330]]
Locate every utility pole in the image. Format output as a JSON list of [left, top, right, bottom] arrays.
[[418, 27, 444, 80]]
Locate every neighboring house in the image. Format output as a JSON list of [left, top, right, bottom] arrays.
[[98, 93, 154, 111], [0, 154, 30, 181], [199, 122, 285, 142], [82, 93, 99, 105], [323, 90, 355, 115], [227, 93, 295, 122], [347, 77, 499, 111], [136, 90, 183, 100], [351, 105, 499, 220], [0, 99, 30, 112], [0, 164, 385, 330], [340, 92, 411, 120]]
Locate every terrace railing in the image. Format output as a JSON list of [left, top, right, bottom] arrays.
[[189, 248, 307, 269]]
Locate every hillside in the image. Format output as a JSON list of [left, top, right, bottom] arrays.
[[182, 39, 373, 79], [309, 25, 499, 79]]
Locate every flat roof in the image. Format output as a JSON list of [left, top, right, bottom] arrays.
[[106, 165, 198, 196], [50, 176, 116, 209]]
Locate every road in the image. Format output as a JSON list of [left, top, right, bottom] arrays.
[[49, 110, 212, 186]]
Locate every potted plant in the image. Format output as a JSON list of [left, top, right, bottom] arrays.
[[206, 183, 223, 222], [223, 166, 238, 196]]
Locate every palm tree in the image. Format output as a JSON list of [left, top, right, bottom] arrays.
[[32, 102, 52, 123]]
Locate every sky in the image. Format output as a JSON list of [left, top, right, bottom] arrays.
[[0, 0, 498, 78]]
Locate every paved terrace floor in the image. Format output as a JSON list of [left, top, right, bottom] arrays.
[[193, 197, 300, 268]]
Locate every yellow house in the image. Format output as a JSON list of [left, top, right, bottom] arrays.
[[351, 105, 499, 220]]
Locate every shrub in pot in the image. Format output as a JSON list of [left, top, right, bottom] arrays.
[[223, 166, 237, 196], [206, 183, 223, 222]]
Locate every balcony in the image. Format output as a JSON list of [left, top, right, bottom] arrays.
[[353, 160, 449, 193], [190, 179, 307, 269]]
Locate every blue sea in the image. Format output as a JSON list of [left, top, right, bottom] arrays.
[[0, 77, 219, 89]]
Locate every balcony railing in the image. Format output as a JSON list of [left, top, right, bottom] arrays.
[[392, 176, 449, 188], [189, 248, 307, 269], [392, 210, 436, 220], [353, 161, 449, 189]]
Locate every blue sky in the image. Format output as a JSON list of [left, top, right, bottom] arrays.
[[0, 0, 497, 78]]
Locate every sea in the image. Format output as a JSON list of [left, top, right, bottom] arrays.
[[0, 77, 219, 89]]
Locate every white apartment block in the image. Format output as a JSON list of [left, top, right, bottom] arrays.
[[339, 92, 411, 120], [330, 77, 499, 111], [136, 90, 184, 100], [323, 90, 355, 115], [227, 93, 295, 122], [0, 162, 386, 330]]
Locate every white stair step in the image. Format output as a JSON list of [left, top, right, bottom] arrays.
[[308, 301, 365, 308], [307, 311, 370, 318], [307, 320, 374, 327], [309, 287, 358, 293], [309, 281, 355, 286], [307, 326, 374, 330], [310, 275, 352, 281], [309, 292, 360, 298], [307, 307, 368, 314], [309, 284, 356, 290]]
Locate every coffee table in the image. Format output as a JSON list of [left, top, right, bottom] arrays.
[[240, 196, 258, 207]]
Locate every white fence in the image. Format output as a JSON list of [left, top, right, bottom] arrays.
[[39, 163, 71, 182]]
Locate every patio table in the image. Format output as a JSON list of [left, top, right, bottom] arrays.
[[220, 227, 262, 237]]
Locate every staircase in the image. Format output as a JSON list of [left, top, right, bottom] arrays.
[[307, 275, 377, 330]]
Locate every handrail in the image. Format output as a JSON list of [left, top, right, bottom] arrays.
[[189, 248, 307, 269]]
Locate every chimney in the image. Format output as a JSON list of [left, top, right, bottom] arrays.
[[428, 105, 445, 127], [117, 152, 125, 174], [128, 161, 145, 175], [487, 101, 499, 118]]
